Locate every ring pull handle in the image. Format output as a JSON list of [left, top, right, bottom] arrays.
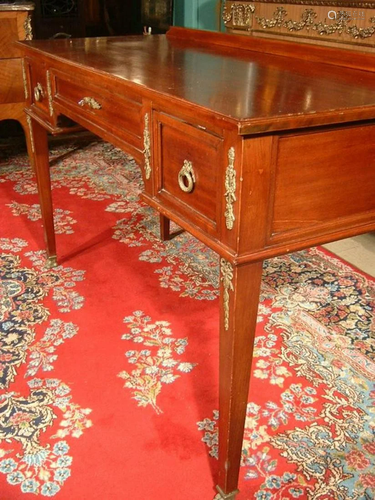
[[78, 97, 102, 110], [178, 160, 196, 193], [34, 83, 44, 102]]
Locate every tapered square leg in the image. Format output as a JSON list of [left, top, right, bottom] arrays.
[[159, 213, 171, 241], [27, 114, 57, 267], [216, 259, 263, 499]]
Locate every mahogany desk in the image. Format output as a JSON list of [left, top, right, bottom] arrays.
[[18, 27, 375, 499]]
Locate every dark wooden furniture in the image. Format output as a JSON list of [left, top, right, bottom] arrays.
[[33, 0, 86, 39], [141, 0, 174, 33], [18, 24, 375, 499], [0, 2, 34, 158]]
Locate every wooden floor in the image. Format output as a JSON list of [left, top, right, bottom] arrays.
[[324, 233, 375, 277]]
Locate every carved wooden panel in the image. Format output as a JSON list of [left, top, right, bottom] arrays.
[[223, 0, 375, 50]]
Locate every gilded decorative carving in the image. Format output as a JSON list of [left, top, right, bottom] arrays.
[[222, 0, 375, 8], [220, 259, 234, 331], [46, 71, 54, 116], [26, 115, 35, 154], [143, 113, 152, 180], [78, 97, 102, 109], [223, 3, 255, 28], [224, 147, 237, 231], [256, 7, 375, 38], [347, 17, 375, 38], [23, 14, 33, 40], [21, 59, 28, 100]]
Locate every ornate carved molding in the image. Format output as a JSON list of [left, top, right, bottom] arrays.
[[256, 7, 375, 38], [223, 0, 375, 8], [143, 114, 152, 180], [223, 3, 255, 28], [23, 14, 33, 40], [220, 259, 234, 331], [224, 147, 237, 230]]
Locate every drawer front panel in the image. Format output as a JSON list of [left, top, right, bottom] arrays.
[[54, 75, 143, 147], [157, 114, 223, 233]]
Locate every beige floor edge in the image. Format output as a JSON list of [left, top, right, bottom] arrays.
[[324, 232, 375, 278]]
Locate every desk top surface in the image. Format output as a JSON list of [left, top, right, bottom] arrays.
[[20, 28, 375, 132]]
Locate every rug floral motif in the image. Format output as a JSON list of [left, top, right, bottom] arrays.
[[199, 250, 375, 500], [118, 310, 196, 414], [1, 141, 219, 301], [0, 238, 92, 497]]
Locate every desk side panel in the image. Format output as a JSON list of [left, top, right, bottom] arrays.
[[237, 123, 375, 262], [270, 123, 375, 238]]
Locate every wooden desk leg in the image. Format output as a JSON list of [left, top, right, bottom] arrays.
[[216, 259, 263, 500], [159, 213, 171, 241], [27, 116, 57, 268], [19, 113, 35, 172]]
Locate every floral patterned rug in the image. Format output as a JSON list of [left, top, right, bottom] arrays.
[[0, 139, 374, 500]]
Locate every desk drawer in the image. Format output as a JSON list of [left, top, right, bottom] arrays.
[[54, 74, 143, 148], [155, 113, 223, 235]]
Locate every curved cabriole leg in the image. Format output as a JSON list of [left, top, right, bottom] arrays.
[[27, 115, 57, 268], [19, 113, 35, 173], [216, 259, 264, 500]]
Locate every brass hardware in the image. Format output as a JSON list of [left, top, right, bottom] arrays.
[[224, 147, 236, 230], [215, 485, 240, 500], [143, 113, 152, 180], [78, 97, 102, 109], [220, 259, 234, 331], [45, 256, 58, 269], [222, 3, 255, 29], [178, 160, 196, 193], [26, 115, 35, 154], [33, 83, 44, 102], [23, 14, 33, 40], [21, 59, 28, 99], [46, 70, 54, 116]]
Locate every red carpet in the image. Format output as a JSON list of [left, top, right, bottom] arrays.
[[1, 139, 374, 499]]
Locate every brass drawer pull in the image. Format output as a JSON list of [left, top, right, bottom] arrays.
[[78, 97, 102, 110], [34, 83, 44, 102], [178, 160, 196, 193]]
